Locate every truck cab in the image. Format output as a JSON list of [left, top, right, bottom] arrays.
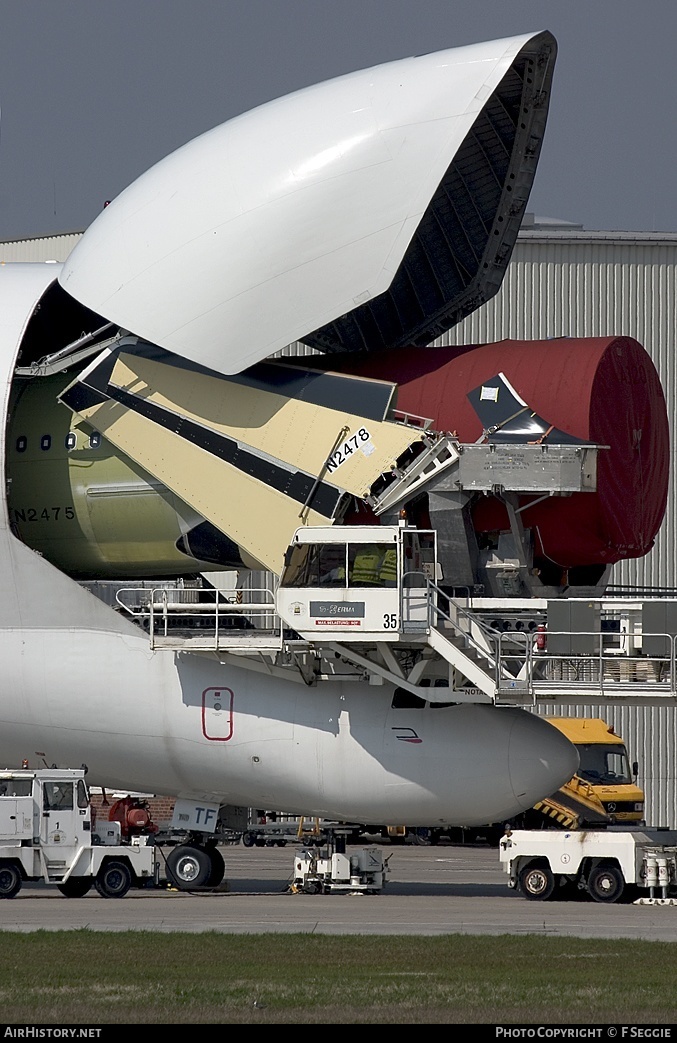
[[0, 767, 157, 898], [547, 717, 644, 825], [0, 769, 94, 854]]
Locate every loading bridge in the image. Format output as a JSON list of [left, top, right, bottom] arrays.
[[113, 524, 677, 708]]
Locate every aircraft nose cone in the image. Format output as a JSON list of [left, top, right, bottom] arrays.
[[508, 713, 579, 808]]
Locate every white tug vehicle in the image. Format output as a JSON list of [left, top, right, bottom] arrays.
[[0, 767, 157, 898]]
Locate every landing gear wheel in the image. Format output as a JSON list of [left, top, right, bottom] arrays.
[[166, 845, 212, 889], [206, 846, 225, 887], [57, 877, 93, 898], [588, 863, 625, 904], [94, 861, 132, 899], [519, 860, 555, 901], [0, 862, 22, 899]]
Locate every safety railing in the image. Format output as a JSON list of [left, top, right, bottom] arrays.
[[115, 585, 283, 650], [400, 573, 504, 668], [390, 408, 433, 430], [488, 627, 677, 699], [524, 629, 677, 698], [401, 582, 677, 700]]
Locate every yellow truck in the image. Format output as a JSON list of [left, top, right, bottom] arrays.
[[479, 716, 645, 840], [542, 717, 644, 827]]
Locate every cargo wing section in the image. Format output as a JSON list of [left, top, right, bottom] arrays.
[[59, 344, 431, 571]]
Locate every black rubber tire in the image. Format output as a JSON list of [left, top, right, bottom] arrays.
[[206, 846, 225, 887], [241, 832, 256, 848], [519, 860, 555, 901], [166, 844, 212, 889], [57, 877, 93, 898], [94, 860, 132, 899], [588, 863, 625, 904], [0, 862, 22, 899]]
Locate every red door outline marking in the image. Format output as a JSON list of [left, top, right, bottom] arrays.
[[202, 686, 234, 741]]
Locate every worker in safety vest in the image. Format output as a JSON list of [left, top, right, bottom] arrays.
[[378, 547, 398, 586], [350, 544, 382, 586]]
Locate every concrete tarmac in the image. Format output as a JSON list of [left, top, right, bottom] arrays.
[[3, 840, 677, 940]]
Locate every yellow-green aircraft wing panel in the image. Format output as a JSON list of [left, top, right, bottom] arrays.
[[106, 349, 422, 500], [60, 388, 338, 573]]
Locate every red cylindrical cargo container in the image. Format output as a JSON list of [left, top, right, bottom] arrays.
[[313, 338, 669, 570]]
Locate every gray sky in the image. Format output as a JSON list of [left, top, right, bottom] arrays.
[[1, 0, 675, 240]]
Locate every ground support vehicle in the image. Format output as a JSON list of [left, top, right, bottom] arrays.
[[541, 717, 644, 825], [499, 828, 677, 904], [0, 767, 158, 898], [290, 843, 390, 894]]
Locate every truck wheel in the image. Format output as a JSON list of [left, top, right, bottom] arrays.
[[241, 831, 256, 848], [519, 860, 555, 901], [588, 863, 625, 904], [95, 861, 132, 899], [57, 877, 93, 898], [166, 845, 212, 888], [0, 862, 22, 899], [206, 846, 225, 887]]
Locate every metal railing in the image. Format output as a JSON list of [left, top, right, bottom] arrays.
[[115, 586, 283, 649], [524, 629, 677, 698], [400, 572, 504, 668], [401, 581, 677, 700]]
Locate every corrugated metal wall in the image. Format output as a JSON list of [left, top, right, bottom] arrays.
[[0, 234, 83, 262]]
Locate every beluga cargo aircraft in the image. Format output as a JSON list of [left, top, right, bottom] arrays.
[[0, 29, 668, 890]]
